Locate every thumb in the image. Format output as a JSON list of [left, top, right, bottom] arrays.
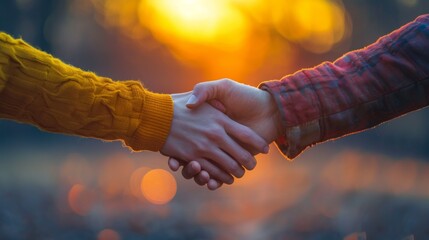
[[186, 79, 228, 109]]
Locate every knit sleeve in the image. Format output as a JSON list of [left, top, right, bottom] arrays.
[[0, 32, 173, 152]]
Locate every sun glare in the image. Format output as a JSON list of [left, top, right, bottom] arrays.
[[139, 0, 249, 48]]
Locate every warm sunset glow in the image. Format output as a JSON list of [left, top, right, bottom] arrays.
[[90, 0, 350, 81], [68, 184, 94, 216], [141, 169, 177, 205], [140, 0, 249, 48], [97, 228, 121, 240], [137, 0, 259, 79]]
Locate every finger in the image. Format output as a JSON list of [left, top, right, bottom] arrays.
[[195, 158, 234, 184], [194, 170, 210, 185], [186, 79, 231, 108], [220, 135, 257, 170], [168, 158, 182, 171], [224, 119, 269, 154], [181, 161, 201, 179], [207, 148, 245, 178], [207, 179, 223, 190]]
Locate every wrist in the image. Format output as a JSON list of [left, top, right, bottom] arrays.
[[260, 90, 284, 143]]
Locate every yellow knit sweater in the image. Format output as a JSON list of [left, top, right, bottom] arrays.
[[0, 32, 173, 151]]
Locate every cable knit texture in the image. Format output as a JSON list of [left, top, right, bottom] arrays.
[[0, 32, 173, 151]]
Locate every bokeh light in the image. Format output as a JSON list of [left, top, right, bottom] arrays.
[[272, 0, 349, 53], [129, 166, 151, 199], [141, 169, 177, 205], [68, 184, 94, 216], [343, 232, 367, 240], [97, 228, 121, 240]]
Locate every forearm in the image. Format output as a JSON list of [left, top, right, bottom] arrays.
[[0, 32, 173, 151], [260, 14, 429, 159]]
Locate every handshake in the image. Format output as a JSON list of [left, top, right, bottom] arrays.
[[160, 79, 284, 190], [4, 13, 426, 192]]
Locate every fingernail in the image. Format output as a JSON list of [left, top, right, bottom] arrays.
[[263, 145, 269, 154], [186, 94, 198, 106]]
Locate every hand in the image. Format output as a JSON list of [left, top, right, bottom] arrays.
[[161, 91, 269, 185], [169, 79, 284, 189], [188, 79, 283, 142]]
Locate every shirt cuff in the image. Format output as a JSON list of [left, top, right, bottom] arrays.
[[259, 77, 322, 160]]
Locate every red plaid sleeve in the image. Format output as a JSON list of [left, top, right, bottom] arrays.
[[259, 14, 429, 160]]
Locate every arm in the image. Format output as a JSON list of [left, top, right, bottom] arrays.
[[0, 32, 172, 151], [260, 14, 429, 159]]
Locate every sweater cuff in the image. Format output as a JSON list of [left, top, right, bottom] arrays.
[[129, 91, 173, 151]]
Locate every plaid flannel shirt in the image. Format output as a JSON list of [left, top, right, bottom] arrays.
[[260, 14, 429, 160]]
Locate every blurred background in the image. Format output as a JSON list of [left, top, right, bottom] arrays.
[[1, 0, 429, 239]]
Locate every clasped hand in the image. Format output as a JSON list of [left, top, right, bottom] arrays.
[[161, 79, 283, 190]]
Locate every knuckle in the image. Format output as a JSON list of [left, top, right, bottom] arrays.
[[237, 128, 252, 140], [193, 82, 203, 91], [220, 78, 233, 86]]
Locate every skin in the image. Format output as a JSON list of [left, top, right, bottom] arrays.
[[168, 79, 284, 190], [160, 91, 269, 185]]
